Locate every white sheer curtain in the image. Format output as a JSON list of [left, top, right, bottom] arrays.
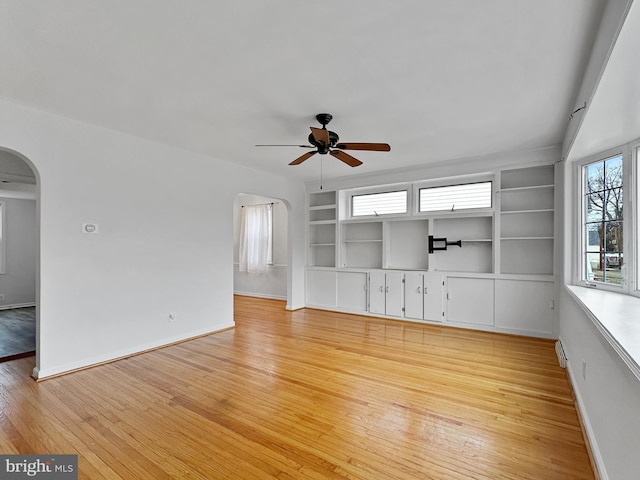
[[239, 204, 272, 273]]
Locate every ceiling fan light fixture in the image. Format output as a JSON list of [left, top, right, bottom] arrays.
[[256, 113, 390, 167]]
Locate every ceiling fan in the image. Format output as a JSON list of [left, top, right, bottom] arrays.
[[256, 113, 391, 167]]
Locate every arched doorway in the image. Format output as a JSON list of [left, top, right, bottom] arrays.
[[233, 193, 290, 304], [0, 148, 39, 367]]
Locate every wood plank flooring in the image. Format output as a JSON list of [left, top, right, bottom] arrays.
[[0, 296, 594, 479]]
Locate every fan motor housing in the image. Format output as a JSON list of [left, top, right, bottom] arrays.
[[308, 131, 339, 154]]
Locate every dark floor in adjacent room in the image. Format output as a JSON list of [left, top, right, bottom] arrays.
[[0, 307, 35, 361]]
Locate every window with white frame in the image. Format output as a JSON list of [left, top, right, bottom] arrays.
[[582, 154, 624, 286], [352, 190, 408, 217], [419, 181, 492, 212]]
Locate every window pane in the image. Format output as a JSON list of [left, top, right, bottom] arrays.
[[352, 191, 407, 217], [586, 193, 604, 221], [419, 181, 492, 212], [605, 155, 623, 188], [605, 187, 623, 220], [586, 162, 604, 194], [586, 252, 600, 281], [585, 222, 602, 251], [583, 156, 623, 286], [604, 222, 623, 254]]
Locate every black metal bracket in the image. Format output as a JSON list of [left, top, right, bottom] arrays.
[[428, 235, 462, 254]]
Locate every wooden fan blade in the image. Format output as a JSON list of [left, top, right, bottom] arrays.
[[330, 150, 363, 167], [289, 151, 317, 165], [310, 127, 329, 145], [335, 142, 391, 152]]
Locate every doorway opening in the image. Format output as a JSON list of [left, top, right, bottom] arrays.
[[0, 148, 38, 364], [233, 194, 290, 303]]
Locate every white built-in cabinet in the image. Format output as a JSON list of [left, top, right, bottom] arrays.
[[337, 271, 368, 312], [306, 164, 557, 338], [446, 277, 495, 326], [369, 271, 404, 317], [404, 272, 443, 322]]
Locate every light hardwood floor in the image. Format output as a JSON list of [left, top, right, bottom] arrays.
[[0, 296, 594, 479]]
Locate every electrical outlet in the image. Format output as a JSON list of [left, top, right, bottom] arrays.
[[0, 294, 4, 301], [168, 313, 176, 323]]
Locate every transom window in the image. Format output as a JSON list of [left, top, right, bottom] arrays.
[[419, 181, 492, 212], [583, 155, 623, 285], [352, 190, 408, 217]]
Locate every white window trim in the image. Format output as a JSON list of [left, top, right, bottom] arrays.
[[632, 140, 639, 296], [574, 143, 636, 296]]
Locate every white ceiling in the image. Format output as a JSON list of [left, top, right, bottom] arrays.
[[0, 1, 605, 182]]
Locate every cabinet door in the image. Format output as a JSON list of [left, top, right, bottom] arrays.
[[385, 272, 404, 317], [447, 277, 494, 326], [369, 271, 386, 315], [404, 272, 424, 320], [337, 272, 368, 313], [423, 272, 443, 322], [306, 270, 337, 308], [494, 280, 554, 336]]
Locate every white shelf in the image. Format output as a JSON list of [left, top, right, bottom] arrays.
[[501, 208, 554, 215], [501, 236, 554, 241], [343, 239, 383, 243], [500, 184, 554, 192], [309, 204, 336, 210], [310, 243, 336, 246], [309, 220, 337, 225]]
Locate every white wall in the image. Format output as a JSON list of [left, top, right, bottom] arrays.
[[0, 197, 36, 308], [233, 193, 288, 299], [558, 2, 640, 478], [0, 98, 306, 378], [558, 288, 640, 480]]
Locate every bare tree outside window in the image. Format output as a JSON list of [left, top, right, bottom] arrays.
[[584, 155, 623, 285]]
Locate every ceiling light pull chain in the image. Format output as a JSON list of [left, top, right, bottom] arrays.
[[320, 156, 323, 190]]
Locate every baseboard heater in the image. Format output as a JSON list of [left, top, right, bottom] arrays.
[[555, 340, 567, 368]]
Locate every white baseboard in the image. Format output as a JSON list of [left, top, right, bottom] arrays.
[[0, 302, 36, 311], [566, 360, 608, 480], [234, 291, 286, 301]]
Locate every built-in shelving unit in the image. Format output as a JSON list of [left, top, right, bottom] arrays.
[[306, 163, 557, 338], [308, 191, 337, 268], [386, 220, 430, 270], [499, 165, 554, 275], [431, 215, 493, 273], [340, 221, 383, 268]]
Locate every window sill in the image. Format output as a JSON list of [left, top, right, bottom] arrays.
[[565, 285, 640, 381]]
